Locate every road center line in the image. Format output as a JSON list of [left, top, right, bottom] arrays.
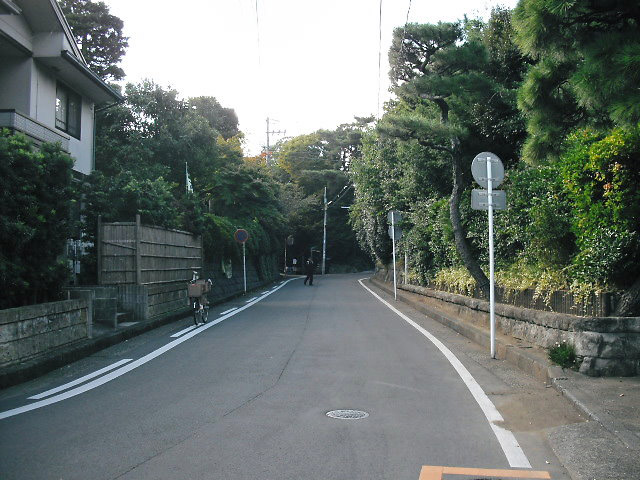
[[0, 278, 299, 421], [358, 278, 531, 469]]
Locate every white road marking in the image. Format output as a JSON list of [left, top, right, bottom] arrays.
[[245, 297, 258, 303], [0, 278, 300, 421], [27, 359, 133, 400], [220, 307, 238, 315], [170, 325, 197, 338], [358, 278, 532, 469]]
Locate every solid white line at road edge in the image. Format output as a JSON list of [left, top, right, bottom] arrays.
[[358, 278, 531, 469], [0, 278, 299, 421]]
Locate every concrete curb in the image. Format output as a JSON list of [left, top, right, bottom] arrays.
[[366, 277, 637, 446], [0, 278, 284, 390]]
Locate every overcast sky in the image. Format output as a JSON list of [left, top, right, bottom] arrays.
[[102, 0, 520, 156]]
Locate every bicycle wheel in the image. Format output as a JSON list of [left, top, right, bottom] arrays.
[[192, 300, 199, 326], [201, 306, 209, 324]]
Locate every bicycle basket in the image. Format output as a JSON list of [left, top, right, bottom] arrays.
[[188, 283, 204, 297]]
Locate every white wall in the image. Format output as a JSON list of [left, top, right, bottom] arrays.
[[31, 61, 94, 175], [0, 57, 31, 113], [68, 98, 94, 175]]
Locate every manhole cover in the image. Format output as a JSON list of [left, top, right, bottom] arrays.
[[326, 409, 369, 420]]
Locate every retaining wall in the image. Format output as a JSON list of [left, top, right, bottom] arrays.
[[0, 300, 89, 368], [375, 270, 639, 376]]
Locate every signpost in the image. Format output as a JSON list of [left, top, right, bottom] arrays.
[[471, 152, 506, 359], [234, 229, 249, 293], [387, 210, 402, 300]]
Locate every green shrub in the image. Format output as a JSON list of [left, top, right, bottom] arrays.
[[0, 131, 75, 308], [496, 260, 567, 308], [559, 126, 640, 287], [433, 267, 477, 296], [548, 340, 577, 369]]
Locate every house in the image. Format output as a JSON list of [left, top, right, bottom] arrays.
[[0, 0, 122, 176]]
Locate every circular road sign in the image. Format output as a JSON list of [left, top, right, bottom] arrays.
[[234, 229, 249, 244], [471, 152, 504, 189]]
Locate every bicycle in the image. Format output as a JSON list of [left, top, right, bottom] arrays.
[[188, 274, 212, 326]]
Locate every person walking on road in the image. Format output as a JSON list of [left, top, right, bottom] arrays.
[[303, 258, 314, 286]]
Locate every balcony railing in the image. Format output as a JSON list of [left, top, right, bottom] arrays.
[[0, 109, 70, 151]]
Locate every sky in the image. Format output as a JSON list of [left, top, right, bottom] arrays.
[[102, 0, 520, 156]]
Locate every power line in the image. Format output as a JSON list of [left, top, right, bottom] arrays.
[[327, 183, 354, 207], [254, 0, 261, 68], [377, 0, 383, 119], [400, 0, 413, 55]]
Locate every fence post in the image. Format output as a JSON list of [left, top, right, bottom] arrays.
[[135, 214, 142, 285], [97, 215, 103, 285]]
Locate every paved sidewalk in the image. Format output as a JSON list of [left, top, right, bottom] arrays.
[[369, 277, 640, 480]]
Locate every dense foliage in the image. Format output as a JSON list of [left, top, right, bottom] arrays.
[[59, 0, 128, 81], [350, 5, 640, 315], [0, 131, 76, 308]]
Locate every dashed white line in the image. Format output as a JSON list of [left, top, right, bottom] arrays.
[[0, 278, 300, 421], [170, 325, 197, 338], [27, 359, 133, 400], [245, 297, 258, 303], [358, 278, 532, 469], [220, 307, 238, 315]]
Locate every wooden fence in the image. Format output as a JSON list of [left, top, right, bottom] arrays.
[[97, 215, 202, 286]]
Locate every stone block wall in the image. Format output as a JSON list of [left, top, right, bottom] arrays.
[[0, 300, 89, 368], [396, 280, 640, 376]]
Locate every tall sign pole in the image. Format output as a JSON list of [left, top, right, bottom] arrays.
[[322, 186, 327, 275], [486, 158, 496, 359], [471, 152, 506, 359], [234, 229, 250, 294], [387, 210, 403, 301], [392, 211, 397, 300]]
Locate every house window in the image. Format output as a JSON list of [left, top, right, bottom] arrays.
[[55, 83, 81, 138]]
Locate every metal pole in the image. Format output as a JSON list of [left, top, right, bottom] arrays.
[[392, 211, 397, 300], [266, 117, 270, 166], [284, 238, 287, 274], [487, 158, 496, 358], [243, 242, 247, 294], [322, 186, 327, 275]]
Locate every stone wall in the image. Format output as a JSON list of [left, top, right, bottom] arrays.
[[0, 300, 89, 368], [390, 278, 640, 376]]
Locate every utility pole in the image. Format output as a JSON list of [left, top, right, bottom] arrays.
[[266, 117, 286, 167]]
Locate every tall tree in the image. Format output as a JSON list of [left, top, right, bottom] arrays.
[[189, 96, 241, 140], [386, 21, 493, 295], [59, 0, 129, 81], [379, 12, 528, 294], [513, 0, 640, 163]]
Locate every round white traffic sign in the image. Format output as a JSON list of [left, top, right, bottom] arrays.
[[471, 152, 504, 189]]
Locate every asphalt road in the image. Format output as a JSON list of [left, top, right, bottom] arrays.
[[0, 274, 579, 479]]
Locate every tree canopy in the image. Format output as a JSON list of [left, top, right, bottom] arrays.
[[513, 0, 640, 162], [59, 0, 129, 81]]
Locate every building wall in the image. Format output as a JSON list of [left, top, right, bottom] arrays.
[[68, 98, 94, 174], [0, 11, 32, 51], [32, 60, 55, 126], [0, 57, 31, 113]]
